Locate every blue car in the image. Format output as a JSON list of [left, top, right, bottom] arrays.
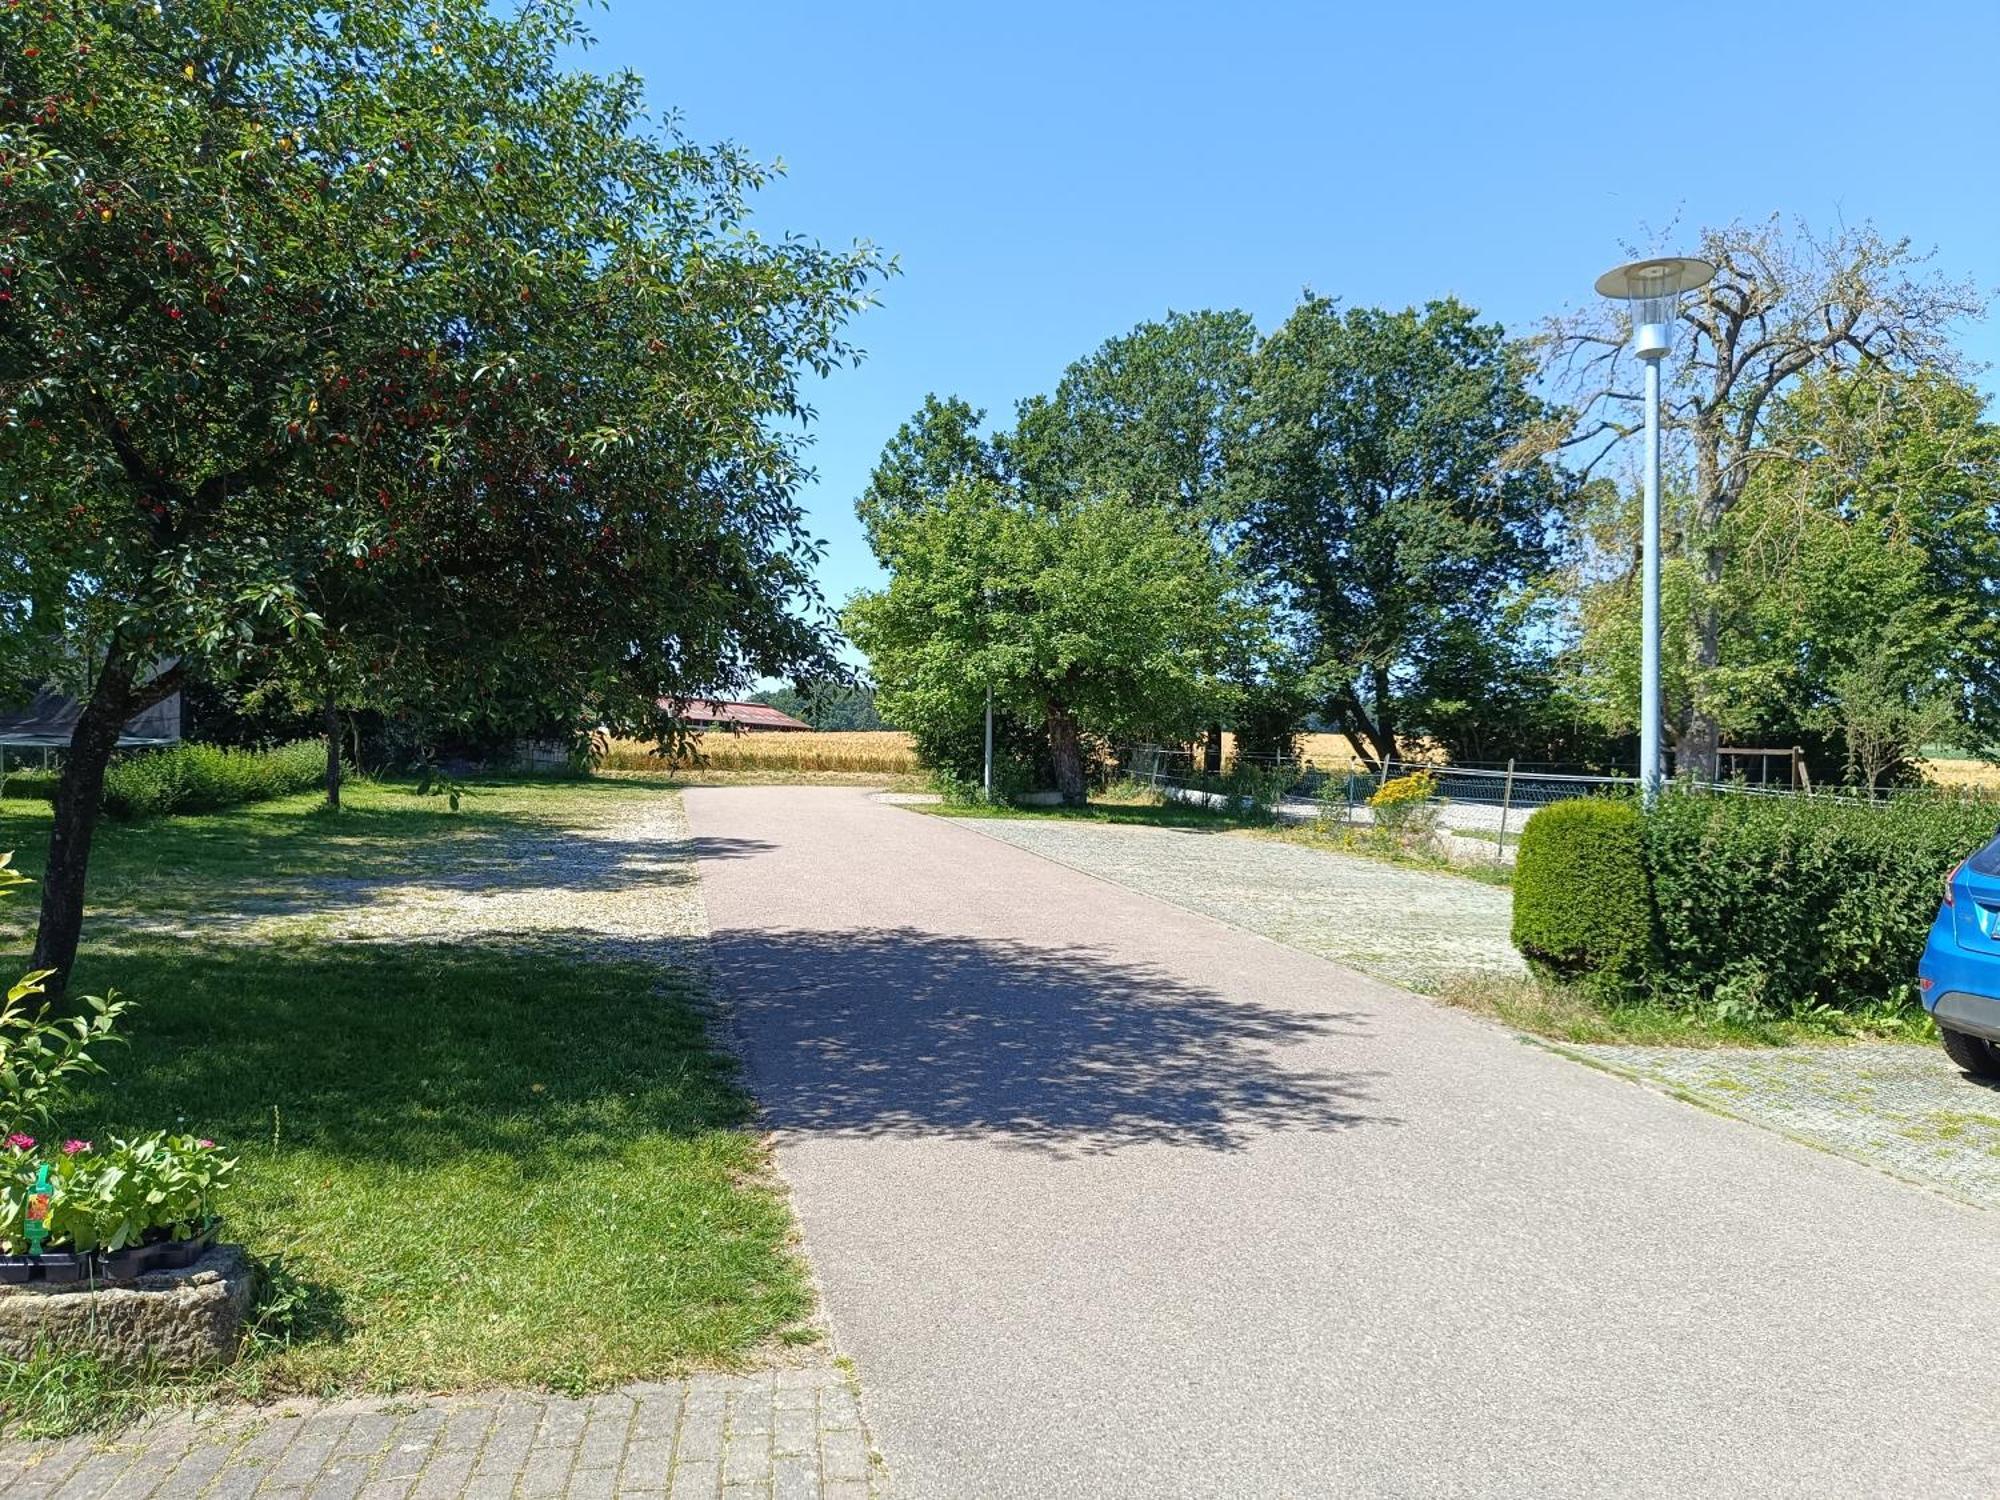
[[1921, 837, 2000, 1078]]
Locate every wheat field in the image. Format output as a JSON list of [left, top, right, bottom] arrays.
[[1209, 731, 1373, 767], [597, 727, 1377, 780], [1922, 757, 2000, 791], [599, 730, 919, 775]]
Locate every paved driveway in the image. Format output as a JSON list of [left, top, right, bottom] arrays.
[[684, 787, 2000, 1500]]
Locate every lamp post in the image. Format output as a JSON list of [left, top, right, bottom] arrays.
[[1593, 256, 1716, 802], [981, 584, 995, 801]]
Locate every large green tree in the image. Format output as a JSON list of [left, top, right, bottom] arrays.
[[855, 394, 1000, 549], [1009, 311, 1262, 768], [1236, 296, 1573, 770], [1568, 368, 2000, 785], [847, 481, 1255, 803], [1543, 217, 1982, 775], [1008, 310, 1256, 524], [0, 0, 882, 985]]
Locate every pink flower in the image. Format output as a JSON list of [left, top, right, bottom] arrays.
[[5, 1134, 34, 1152], [197, 1139, 215, 1150], [60, 1140, 90, 1156]]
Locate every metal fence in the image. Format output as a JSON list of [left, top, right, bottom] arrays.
[[1120, 743, 1985, 866], [1303, 759, 1630, 852], [1122, 747, 1607, 862]]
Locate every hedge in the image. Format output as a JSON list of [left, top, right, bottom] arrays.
[[0, 768, 57, 801], [1513, 789, 1998, 1017], [1511, 797, 1649, 981], [102, 739, 327, 819], [1643, 790, 1994, 1016]]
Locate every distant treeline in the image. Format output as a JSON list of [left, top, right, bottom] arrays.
[[748, 683, 889, 732]]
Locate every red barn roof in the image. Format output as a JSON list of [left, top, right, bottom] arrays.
[[667, 699, 812, 732]]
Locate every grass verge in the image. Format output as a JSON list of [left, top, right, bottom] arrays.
[[916, 794, 1275, 832], [1259, 821, 1515, 888], [921, 791, 1522, 888], [1435, 970, 1937, 1048], [0, 778, 811, 1435], [612, 768, 931, 792]]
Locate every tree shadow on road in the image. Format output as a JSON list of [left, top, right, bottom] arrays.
[[708, 925, 1394, 1156]]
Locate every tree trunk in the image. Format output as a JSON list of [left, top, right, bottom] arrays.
[[1332, 682, 1387, 775], [1681, 435, 1727, 781], [1368, 661, 1397, 770], [323, 690, 342, 811], [1202, 722, 1222, 776], [1679, 538, 1726, 782], [30, 648, 139, 996], [1047, 703, 1087, 805]]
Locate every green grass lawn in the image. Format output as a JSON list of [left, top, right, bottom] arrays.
[[0, 778, 811, 1426]]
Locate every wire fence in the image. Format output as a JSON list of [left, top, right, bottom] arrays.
[[1121, 743, 1998, 867], [1123, 749, 1632, 863]]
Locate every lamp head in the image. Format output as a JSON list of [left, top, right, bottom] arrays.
[[1594, 256, 1716, 359]]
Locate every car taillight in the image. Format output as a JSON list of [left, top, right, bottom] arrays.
[[1945, 861, 1964, 907]]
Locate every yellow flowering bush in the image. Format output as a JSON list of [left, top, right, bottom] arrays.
[[1367, 770, 1438, 830]]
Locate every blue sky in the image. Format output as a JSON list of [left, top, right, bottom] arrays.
[[587, 0, 2000, 613]]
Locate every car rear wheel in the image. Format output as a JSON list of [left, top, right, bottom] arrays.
[[1940, 1026, 2000, 1078]]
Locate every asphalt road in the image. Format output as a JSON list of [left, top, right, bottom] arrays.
[[683, 787, 2000, 1500]]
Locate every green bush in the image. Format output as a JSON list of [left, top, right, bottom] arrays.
[[101, 739, 326, 819], [0, 857, 232, 1256], [1643, 790, 1994, 1018], [0, 769, 57, 801], [0, 1134, 235, 1255], [1512, 797, 1650, 981]]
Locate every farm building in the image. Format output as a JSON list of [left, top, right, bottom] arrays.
[[669, 699, 812, 732]]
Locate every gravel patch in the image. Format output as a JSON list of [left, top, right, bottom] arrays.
[[3, 790, 709, 963], [1563, 1040, 2000, 1209], [949, 817, 1521, 992], [292, 794, 708, 960]]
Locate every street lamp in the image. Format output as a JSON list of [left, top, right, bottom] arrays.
[[981, 584, 995, 801], [1593, 255, 1716, 801]]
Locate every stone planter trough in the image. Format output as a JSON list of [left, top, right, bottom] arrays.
[[0, 1242, 253, 1372]]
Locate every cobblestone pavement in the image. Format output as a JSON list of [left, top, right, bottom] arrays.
[[0, 1368, 883, 1500], [952, 816, 1521, 991], [1563, 1039, 2000, 1210]]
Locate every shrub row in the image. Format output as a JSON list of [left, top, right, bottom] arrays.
[[1513, 790, 1998, 1016], [102, 739, 327, 819], [0, 768, 57, 801]]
